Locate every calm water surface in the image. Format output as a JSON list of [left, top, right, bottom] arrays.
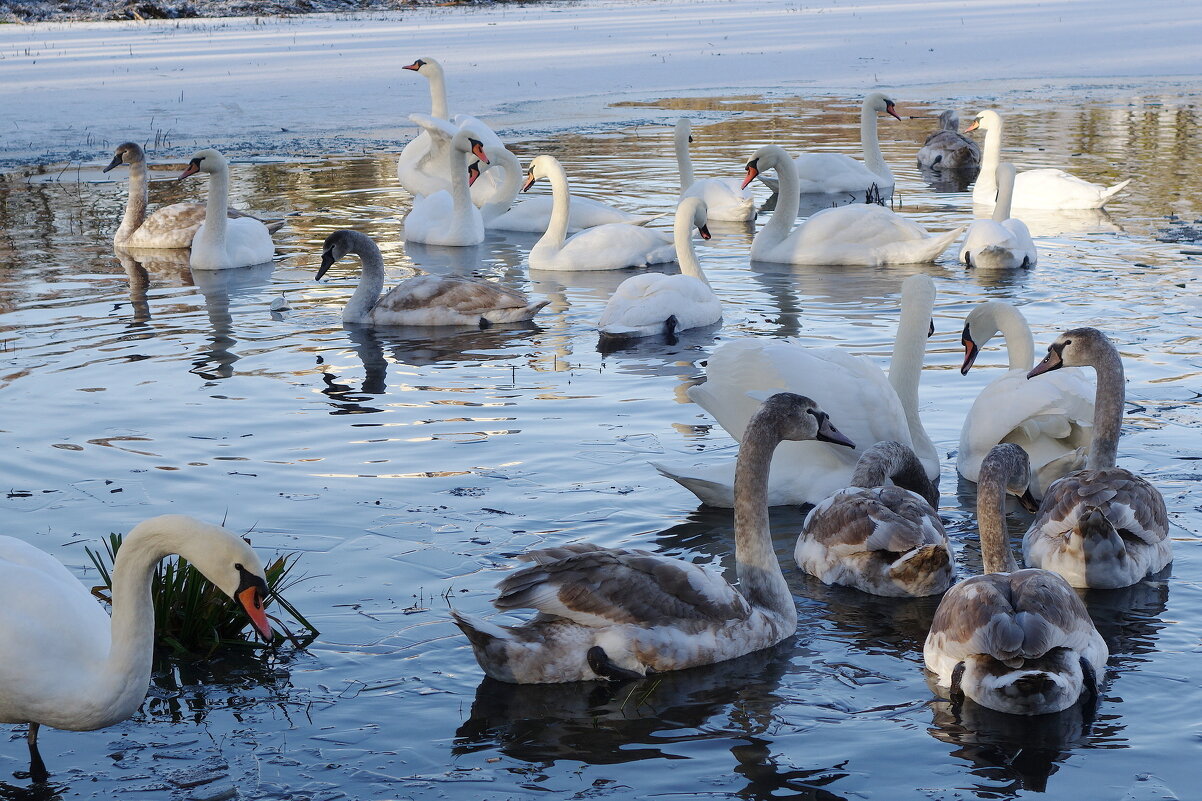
[[1, 91, 1200, 800]]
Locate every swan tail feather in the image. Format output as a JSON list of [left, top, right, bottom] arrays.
[[1099, 178, 1132, 203], [452, 610, 510, 650]]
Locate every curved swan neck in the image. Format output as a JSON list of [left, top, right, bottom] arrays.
[[850, 441, 935, 504], [534, 158, 572, 252], [888, 276, 934, 447], [674, 120, 695, 191], [481, 148, 523, 220], [977, 114, 1003, 198], [115, 160, 149, 244], [992, 163, 1016, 222], [759, 146, 801, 244], [342, 231, 386, 321], [977, 468, 1020, 574], [195, 164, 230, 252], [988, 302, 1035, 370], [674, 201, 707, 284], [733, 413, 794, 617], [424, 63, 449, 120], [446, 138, 473, 221], [1088, 342, 1125, 470], [860, 99, 891, 182]]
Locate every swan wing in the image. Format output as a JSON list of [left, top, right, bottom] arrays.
[[681, 177, 756, 221], [805, 487, 945, 553], [1011, 169, 1129, 210], [793, 153, 884, 193], [1029, 469, 1169, 548], [598, 274, 720, 335], [536, 224, 673, 271]]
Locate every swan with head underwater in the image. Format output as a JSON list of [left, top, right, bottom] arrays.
[[924, 444, 1107, 715], [957, 300, 1094, 498], [452, 392, 854, 683], [743, 145, 964, 266], [402, 114, 492, 247], [673, 118, 756, 221], [652, 273, 940, 508], [1022, 327, 1171, 588], [960, 163, 1037, 270], [318, 229, 546, 327], [597, 196, 721, 340], [916, 110, 981, 171], [0, 515, 273, 779], [523, 155, 675, 271], [967, 110, 1131, 210], [104, 142, 282, 249], [797, 440, 953, 597], [177, 148, 277, 270]]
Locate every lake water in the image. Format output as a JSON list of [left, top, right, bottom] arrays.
[[1, 91, 1200, 800]]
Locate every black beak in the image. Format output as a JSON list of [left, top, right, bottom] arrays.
[[1017, 487, 1040, 513], [698, 224, 711, 240], [316, 251, 335, 281], [103, 153, 124, 173], [1028, 343, 1065, 379], [960, 324, 979, 376]]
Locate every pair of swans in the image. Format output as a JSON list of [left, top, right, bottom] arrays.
[[674, 118, 756, 221], [401, 114, 493, 246], [0, 516, 273, 778], [453, 392, 854, 683], [916, 110, 981, 171], [968, 110, 1132, 210], [318, 230, 546, 327], [745, 146, 963, 266], [597, 197, 722, 339], [960, 162, 1037, 269], [654, 274, 939, 508]]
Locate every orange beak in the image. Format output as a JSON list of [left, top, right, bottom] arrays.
[[964, 120, 980, 133], [237, 585, 273, 641], [741, 161, 759, 190], [468, 162, 480, 187], [469, 139, 489, 165], [522, 173, 537, 192], [403, 59, 423, 71], [886, 102, 901, 120], [177, 160, 201, 181]]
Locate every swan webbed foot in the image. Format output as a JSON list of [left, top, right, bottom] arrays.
[[587, 645, 644, 682], [478, 316, 492, 330], [22, 722, 49, 783]]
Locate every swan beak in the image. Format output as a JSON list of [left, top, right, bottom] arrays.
[[741, 160, 760, 190], [237, 582, 274, 642], [467, 161, 481, 187], [1027, 344, 1064, 379], [177, 158, 202, 182], [698, 224, 711, 240], [521, 172, 538, 193], [316, 251, 335, 281], [961, 327, 980, 375], [886, 102, 901, 120], [469, 139, 489, 165], [816, 416, 856, 449], [102, 153, 124, 173], [403, 59, 424, 71], [1017, 487, 1040, 513], [928, 319, 935, 338], [965, 119, 981, 134]]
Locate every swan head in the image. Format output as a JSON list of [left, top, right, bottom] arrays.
[[449, 128, 490, 165], [521, 154, 562, 193], [965, 109, 1001, 134], [675, 117, 695, 144], [317, 229, 376, 281], [104, 142, 145, 173], [403, 56, 442, 77], [981, 443, 1040, 512], [741, 145, 792, 189], [937, 110, 959, 131], [756, 392, 856, 448], [1027, 327, 1110, 379], [956, 647, 1092, 715], [677, 196, 711, 240], [178, 148, 229, 181], [960, 301, 1009, 374], [865, 92, 901, 120]]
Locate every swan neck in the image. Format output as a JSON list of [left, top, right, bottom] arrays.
[[1088, 345, 1124, 470], [481, 150, 523, 220], [850, 441, 928, 495], [344, 232, 386, 321], [674, 209, 707, 284], [195, 166, 230, 251], [447, 142, 473, 220], [993, 304, 1035, 370], [426, 67, 449, 120], [674, 124, 695, 190], [860, 102, 891, 181], [115, 161, 148, 244], [888, 279, 933, 447], [534, 160, 572, 252], [760, 148, 801, 244], [977, 119, 1002, 197], [732, 415, 794, 618], [992, 165, 1015, 221], [977, 471, 1020, 574]]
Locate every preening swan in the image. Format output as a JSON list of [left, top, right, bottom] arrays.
[[924, 444, 1107, 715], [674, 118, 756, 221], [452, 393, 854, 683], [402, 114, 491, 247], [477, 147, 659, 233], [318, 230, 546, 327], [523, 155, 674, 271], [1023, 328, 1171, 588], [797, 440, 952, 597], [653, 274, 939, 508], [960, 163, 1037, 269], [177, 148, 276, 270], [916, 110, 981, 171], [744, 145, 963, 266], [957, 301, 1093, 498], [104, 142, 281, 249], [597, 197, 720, 340], [968, 110, 1131, 210], [0, 515, 273, 778]]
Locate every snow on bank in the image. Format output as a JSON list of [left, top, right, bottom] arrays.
[[2, 0, 1200, 171]]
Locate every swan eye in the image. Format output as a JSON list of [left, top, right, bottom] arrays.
[[235, 563, 244, 571]]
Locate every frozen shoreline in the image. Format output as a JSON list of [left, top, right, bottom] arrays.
[[2, 0, 1201, 172]]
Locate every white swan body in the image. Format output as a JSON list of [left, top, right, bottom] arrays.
[[598, 197, 721, 339], [916, 110, 981, 171], [960, 163, 1037, 269], [452, 393, 852, 683], [797, 441, 952, 597], [653, 274, 939, 508], [968, 110, 1131, 210], [524, 155, 674, 271], [177, 149, 276, 270], [1022, 328, 1171, 588], [402, 115, 491, 247], [478, 147, 659, 232], [319, 230, 546, 327], [924, 444, 1107, 715], [0, 515, 272, 773], [745, 145, 963, 266], [957, 301, 1093, 498], [674, 118, 756, 221]]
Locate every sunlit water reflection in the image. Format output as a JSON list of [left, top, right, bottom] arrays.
[[1, 91, 1200, 800]]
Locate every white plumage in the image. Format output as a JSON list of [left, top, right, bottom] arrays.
[[674, 118, 756, 221], [177, 148, 276, 270], [960, 163, 1037, 269]]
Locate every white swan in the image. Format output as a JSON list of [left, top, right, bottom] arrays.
[[597, 197, 721, 339], [0, 515, 273, 778], [968, 110, 1132, 210], [524, 155, 674, 271], [318, 229, 546, 327], [1023, 327, 1172, 588], [402, 114, 491, 247], [452, 393, 853, 683], [744, 145, 964, 266], [477, 147, 660, 233], [957, 301, 1094, 498], [924, 444, 1107, 715], [674, 118, 756, 221], [653, 273, 939, 508], [396, 56, 506, 204], [797, 440, 952, 597], [916, 110, 981, 171], [177, 149, 276, 270], [103, 142, 281, 249], [960, 163, 1037, 269]]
